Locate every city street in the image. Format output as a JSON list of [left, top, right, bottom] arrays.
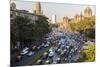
[[15, 28, 88, 66]]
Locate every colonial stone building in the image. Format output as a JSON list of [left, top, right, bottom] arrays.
[[58, 16, 71, 32], [74, 6, 93, 23], [57, 6, 94, 32], [10, 2, 38, 24], [83, 6, 92, 18]]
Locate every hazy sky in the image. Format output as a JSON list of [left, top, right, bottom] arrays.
[[12, 0, 96, 22]]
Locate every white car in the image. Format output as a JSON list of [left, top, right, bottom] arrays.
[[27, 51, 35, 56], [20, 47, 29, 55], [49, 51, 54, 57], [22, 47, 29, 52], [20, 50, 28, 55]]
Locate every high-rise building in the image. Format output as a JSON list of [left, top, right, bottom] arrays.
[[51, 14, 56, 24], [34, 2, 42, 15]]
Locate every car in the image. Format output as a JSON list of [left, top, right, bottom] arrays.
[[21, 47, 29, 52], [49, 47, 53, 52], [37, 46, 42, 50], [41, 43, 45, 47], [45, 60, 50, 64], [20, 50, 28, 55], [60, 51, 65, 57], [57, 49, 61, 55], [49, 51, 55, 58], [66, 46, 70, 49], [20, 47, 29, 55], [64, 48, 67, 52], [57, 57, 61, 63], [44, 43, 49, 47], [42, 52, 48, 59], [32, 46, 37, 51], [53, 60, 57, 64], [36, 59, 42, 65], [27, 51, 35, 56]]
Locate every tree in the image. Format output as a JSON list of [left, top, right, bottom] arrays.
[[78, 45, 95, 62], [70, 18, 95, 39], [33, 15, 51, 40], [11, 15, 51, 48], [11, 16, 35, 48]]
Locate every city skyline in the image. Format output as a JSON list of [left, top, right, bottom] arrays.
[[13, 0, 95, 22]]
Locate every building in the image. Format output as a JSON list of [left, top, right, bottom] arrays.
[[83, 6, 92, 18], [73, 6, 93, 23], [34, 2, 42, 15], [51, 14, 57, 24], [57, 6, 94, 32], [58, 16, 71, 32], [74, 13, 84, 23], [10, 2, 38, 23], [63, 16, 69, 23]]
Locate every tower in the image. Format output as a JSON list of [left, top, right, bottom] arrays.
[[10, 0, 16, 10], [34, 2, 42, 15], [84, 6, 92, 18], [52, 14, 56, 24], [63, 16, 69, 23]]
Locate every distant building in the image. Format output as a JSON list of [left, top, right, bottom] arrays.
[[63, 16, 69, 23], [57, 6, 94, 32], [10, 2, 38, 23], [58, 16, 71, 32], [34, 2, 42, 15], [74, 13, 84, 23], [51, 15, 57, 24], [73, 6, 93, 23], [83, 6, 92, 18]]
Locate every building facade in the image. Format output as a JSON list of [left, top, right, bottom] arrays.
[[57, 6, 94, 32], [10, 2, 38, 23]]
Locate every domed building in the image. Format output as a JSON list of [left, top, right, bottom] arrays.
[[83, 6, 92, 18]]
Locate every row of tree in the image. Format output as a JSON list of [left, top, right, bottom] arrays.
[[11, 15, 51, 49]]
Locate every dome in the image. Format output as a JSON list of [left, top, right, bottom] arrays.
[[84, 6, 92, 13], [84, 6, 92, 17]]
